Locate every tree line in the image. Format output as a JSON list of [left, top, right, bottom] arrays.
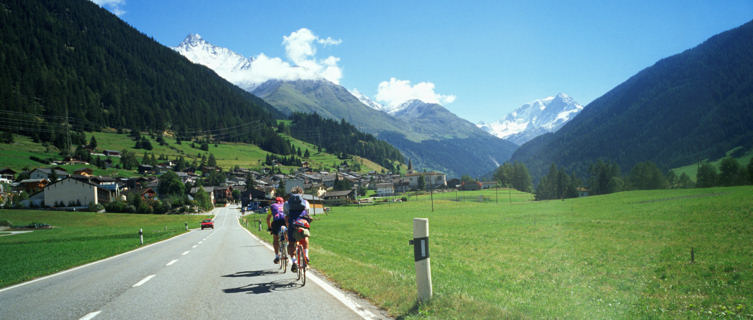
[[494, 156, 753, 201]]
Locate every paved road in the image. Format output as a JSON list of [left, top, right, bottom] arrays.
[[0, 205, 383, 320]]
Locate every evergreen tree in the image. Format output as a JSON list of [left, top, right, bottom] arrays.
[[718, 157, 744, 186], [88, 136, 97, 149], [588, 160, 621, 195], [696, 162, 718, 188], [677, 172, 695, 188], [628, 161, 668, 190], [208, 153, 217, 167], [304, 149, 310, 158], [417, 174, 426, 190]]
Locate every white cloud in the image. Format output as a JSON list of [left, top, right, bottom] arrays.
[[273, 28, 343, 84], [91, 0, 126, 16], [375, 77, 456, 111]]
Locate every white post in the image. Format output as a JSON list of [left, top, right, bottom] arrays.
[[412, 218, 432, 302], [139, 228, 143, 245]]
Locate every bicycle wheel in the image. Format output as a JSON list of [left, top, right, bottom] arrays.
[[296, 244, 304, 284], [280, 234, 288, 273], [300, 248, 307, 286]]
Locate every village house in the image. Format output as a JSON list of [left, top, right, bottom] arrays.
[[103, 150, 121, 157], [480, 181, 498, 189], [73, 168, 94, 176], [405, 171, 447, 189], [323, 189, 355, 205], [19, 178, 49, 194], [44, 177, 118, 207], [29, 167, 70, 181], [0, 168, 16, 181], [190, 186, 216, 205], [375, 182, 395, 197]]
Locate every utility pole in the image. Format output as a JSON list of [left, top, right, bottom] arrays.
[[64, 106, 72, 156], [430, 185, 434, 212]]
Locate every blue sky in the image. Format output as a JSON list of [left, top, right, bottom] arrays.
[[95, 0, 753, 122]]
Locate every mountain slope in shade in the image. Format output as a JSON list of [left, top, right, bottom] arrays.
[[251, 79, 415, 139], [478, 93, 583, 145], [510, 19, 753, 181], [0, 0, 279, 141]]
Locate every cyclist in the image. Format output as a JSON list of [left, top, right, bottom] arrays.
[[266, 197, 286, 264], [285, 186, 311, 273]]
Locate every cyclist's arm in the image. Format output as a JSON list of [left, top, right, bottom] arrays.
[[266, 208, 272, 228]]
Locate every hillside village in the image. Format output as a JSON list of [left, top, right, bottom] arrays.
[[0, 155, 452, 213]]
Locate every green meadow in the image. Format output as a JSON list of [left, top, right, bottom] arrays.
[[0, 210, 210, 288], [245, 186, 752, 319]]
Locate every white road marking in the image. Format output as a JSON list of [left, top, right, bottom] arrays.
[[198, 241, 203, 244], [132, 274, 156, 287], [239, 219, 378, 320], [166, 259, 178, 266], [192, 245, 198, 248], [0, 230, 196, 294], [79, 311, 101, 320], [182, 251, 190, 256]]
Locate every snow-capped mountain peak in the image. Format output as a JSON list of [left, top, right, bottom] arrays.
[[173, 34, 256, 89], [477, 93, 583, 145], [349, 88, 385, 111]]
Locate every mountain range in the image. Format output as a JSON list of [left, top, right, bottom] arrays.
[[174, 35, 518, 178], [477, 93, 583, 145], [510, 18, 753, 180]]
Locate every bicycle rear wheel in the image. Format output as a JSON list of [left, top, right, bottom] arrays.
[[296, 244, 305, 285]]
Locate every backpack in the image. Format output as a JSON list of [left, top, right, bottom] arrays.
[[288, 194, 306, 212]]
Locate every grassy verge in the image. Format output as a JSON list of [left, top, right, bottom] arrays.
[[244, 187, 752, 319], [0, 210, 211, 288]]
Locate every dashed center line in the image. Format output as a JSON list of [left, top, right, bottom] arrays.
[[182, 250, 190, 256], [192, 245, 198, 248], [79, 310, 101, 320], [166, 259, 178, 266], [132, 274, 156, 287]]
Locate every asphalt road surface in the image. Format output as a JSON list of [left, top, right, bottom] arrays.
[[0, 205, 387, 320]]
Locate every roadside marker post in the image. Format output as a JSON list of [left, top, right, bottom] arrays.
[[139, 228, 143, 245], [409, 218, 432, 302]]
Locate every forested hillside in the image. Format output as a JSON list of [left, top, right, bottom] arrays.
[[288, 113, 404, 171], [0, 0, 280, 146], [510, 19, 753, 180]]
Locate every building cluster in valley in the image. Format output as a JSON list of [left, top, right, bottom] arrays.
[[0, 160, 454, 212]]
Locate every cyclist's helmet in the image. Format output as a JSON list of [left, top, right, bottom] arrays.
[[275, 197, 284, 203]]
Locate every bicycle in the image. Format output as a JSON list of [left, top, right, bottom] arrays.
[[294, 240, 307, 286], [277, 226, 288, 273]]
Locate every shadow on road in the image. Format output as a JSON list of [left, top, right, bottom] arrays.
[[222, 269, 279, 278], [222, 279, 299, 294]]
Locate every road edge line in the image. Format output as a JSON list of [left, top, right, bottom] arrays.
[[239, 217, 381, 320], [0, 229, 196, 294]]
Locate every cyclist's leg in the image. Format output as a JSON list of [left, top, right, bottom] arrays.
[[272, 233, 279, 256]]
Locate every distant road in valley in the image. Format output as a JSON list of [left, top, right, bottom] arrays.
[[0, 205, 385, 320]]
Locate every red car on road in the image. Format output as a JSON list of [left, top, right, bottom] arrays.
[[201, 219, 214, 230]]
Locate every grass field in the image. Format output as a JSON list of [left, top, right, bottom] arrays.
[[0, 210, 211, 288], [244, 186, 752, 319]]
